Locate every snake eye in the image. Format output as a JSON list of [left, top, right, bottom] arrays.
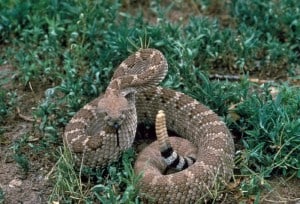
[[120, 113, 126, 120], [104, 115, 111, 122]]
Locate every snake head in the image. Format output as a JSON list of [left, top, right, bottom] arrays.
[[97, 93, 129, 129]]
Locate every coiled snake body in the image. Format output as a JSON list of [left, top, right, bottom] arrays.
[[64, 48, 234, 203]]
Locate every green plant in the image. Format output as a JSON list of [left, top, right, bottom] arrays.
[[0, 187, 4, 204], [49, 146, 141, 203], [231, 0, 300, 44], [49, 145, 91, 203], [92, 149, 142, 204], [1, 0, 299, 202], [230, 0, 300, 77], [0, 88, 18, 125], [238, 85, 299, 174], [0, 89, 8, 123], [10, 135, 30, 173], [232, 84, 300, 198]]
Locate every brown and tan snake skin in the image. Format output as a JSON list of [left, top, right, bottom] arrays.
[[64, 48, 235, 203]]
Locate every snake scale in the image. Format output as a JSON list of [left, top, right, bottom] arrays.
[[64, 48, 235, 203]]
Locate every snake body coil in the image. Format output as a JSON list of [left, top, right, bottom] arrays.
[[64, 48, 235, 203]]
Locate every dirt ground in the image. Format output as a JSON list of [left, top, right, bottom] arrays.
[[0, 65, 52, 203]]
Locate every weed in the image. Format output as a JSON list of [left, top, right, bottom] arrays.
[[49, 145, 91, 203], [0, 88, 18, 125], [237, 85, 300, 174], [0, 187, 4, 204], [49, 145, 140, 203], [232, 84, 300, 198], [0, 90, 8, 123], [92, 149, 141, 204], [230, 0, 300, 76], [10, 135, 30, 173], [230, 0, 300, 45]]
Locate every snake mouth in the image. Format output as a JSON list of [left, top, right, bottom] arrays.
[[106, 118, 124, 129], [104, 117, 123, 147], [113, 122, 120, 129]]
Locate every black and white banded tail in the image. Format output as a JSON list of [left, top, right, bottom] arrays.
[[155, 110, 195, 172]]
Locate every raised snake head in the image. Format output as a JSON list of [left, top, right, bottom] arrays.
[[97, 92, 134, 129]]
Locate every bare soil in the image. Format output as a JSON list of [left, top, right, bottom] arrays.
[[0, 65, 53, 203]]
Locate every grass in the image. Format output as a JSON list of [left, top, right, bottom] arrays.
[[48, 145, 90, 203], [0, 90, 8, 125], [0, 188, 4, 204], [0, 0, 299, 203], [49, 145, 140, 203]]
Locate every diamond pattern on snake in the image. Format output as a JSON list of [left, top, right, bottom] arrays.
[[64, 48, 235, 203]]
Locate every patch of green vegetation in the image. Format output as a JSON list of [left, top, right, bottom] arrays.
[[10, 134, 31, 173], [0, 89, 17, 142], [230, 0, 300, 77], [232, 84, 300, 199], [49, 145, 90, 203], [92, 149, 141, 204], [0, 187, 4, 204], [0, 90, 8, 124], [49, 146, 140, 203], [1, 0, 299, 202], [231, 0, 300, 44], [236, 85, 300, 175]]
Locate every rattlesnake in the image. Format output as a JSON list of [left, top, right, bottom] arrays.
[[64, 48, 235, 203]]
